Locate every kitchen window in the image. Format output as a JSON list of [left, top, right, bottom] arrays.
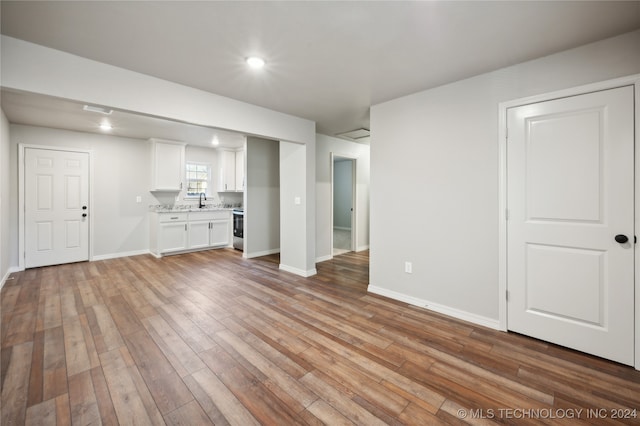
[[185, 162, 211, 197]]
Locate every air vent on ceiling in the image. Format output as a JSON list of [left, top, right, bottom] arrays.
[[336, 128, 370, 141], [83, 104, 113, 115]]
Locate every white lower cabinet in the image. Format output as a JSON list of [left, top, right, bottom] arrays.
[[151, 210, 231, 257], [210, 220, 230, 247], [188, 220, 211, 249], [159, 221, 188, 253]]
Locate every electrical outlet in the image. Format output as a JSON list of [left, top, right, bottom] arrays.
[[405, 261, 412, 274], [136, 196, 142, 203]]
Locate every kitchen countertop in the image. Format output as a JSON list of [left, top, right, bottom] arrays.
[[149, 204, 237, 213]]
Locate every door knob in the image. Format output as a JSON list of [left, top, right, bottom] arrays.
[[82, 213, 87, 218], [82, 206, 87, 210], [615, 234, 628, 243]]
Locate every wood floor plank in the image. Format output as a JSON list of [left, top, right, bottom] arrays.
[[42, 326, 67, 401], [55, 393, 71, 426], [68, 370, 101, 425], [63, 315, 92, 377], [99, 347, 160, 425], [26, 330, 45, 407], [90, 304, 126, 353], [1, 341, 33, 426], [188, 367, 260, 426], [24, 396, 57, 426], [216, 328, 318, 408], [90, 366, 119, 426], [3, 249, 640, 425], [124, 329, 194, 414], [299, 371, 388, 426], [164, 399, 213, 426], [142, 315, 203, 377]]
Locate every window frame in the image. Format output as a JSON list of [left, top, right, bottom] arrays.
[[184, 161, 212, 199]]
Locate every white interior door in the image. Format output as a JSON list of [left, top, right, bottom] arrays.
[[507, 86, 634, 366], [25, 148, 89, 268]]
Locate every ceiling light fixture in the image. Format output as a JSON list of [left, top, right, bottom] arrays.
[[99, 121, 113, 131], [212, 136, 220, 146], [83, 104, 113, 115], [246, 56, 265, 69]]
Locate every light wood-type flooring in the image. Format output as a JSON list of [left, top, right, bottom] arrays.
[[2, 249, 640, 425]]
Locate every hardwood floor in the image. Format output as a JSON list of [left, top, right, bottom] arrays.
[[2, 249, 639, 425]]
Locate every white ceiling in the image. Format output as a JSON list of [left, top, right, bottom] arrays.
[[1, 89, 247, 149], [1, 1, 639, 141]]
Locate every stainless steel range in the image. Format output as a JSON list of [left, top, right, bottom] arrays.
[[232, 209, 244, 251]]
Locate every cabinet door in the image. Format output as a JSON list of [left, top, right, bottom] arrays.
[[153, 141, 185, 191], [235, 150, 245, 191], [188, 220, 210, 249], [218, 151, 236, 192], [159, 222, 187, 253], [210, 220, 230, 247]]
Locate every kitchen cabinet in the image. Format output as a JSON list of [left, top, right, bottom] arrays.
[[210, 220, 230, 246], [151, 212, 188, 254], [217, 149, 245, 192], [150, 210, 231, 257], [235, 150, 245, 191], [188, 220, 211, 249], [189, 210, 230, 248], [150, 139, 185, 192]]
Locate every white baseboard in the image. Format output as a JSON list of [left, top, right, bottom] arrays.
[[333, 226, 352, 231], [279, 263, 317, 277], [0, 267, 23, 290], [356, 245, 369, 252], [92, 249, 150, 261], [367, 285, 501, 330], [0, 270, 11, 290], [244, 248, 280, 259], [316, 254, 333, 263]]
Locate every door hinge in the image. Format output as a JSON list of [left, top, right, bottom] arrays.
[[505, 209, 509, 220], [506, 290, 509, 301]]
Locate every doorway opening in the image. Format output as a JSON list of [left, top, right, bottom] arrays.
[[331, 154, 356, 256]]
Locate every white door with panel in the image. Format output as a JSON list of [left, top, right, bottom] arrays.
[[507, 86, 634, 366], [25, 148, 90, 268]]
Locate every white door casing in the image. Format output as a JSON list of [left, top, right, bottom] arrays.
[[506, 86, 634, 366], [330, 153, 358, 256], [24, 148, 90, 268]]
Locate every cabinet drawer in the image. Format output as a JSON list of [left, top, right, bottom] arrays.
[[158, 213, 188, 222], [189, 210, 230, 221]]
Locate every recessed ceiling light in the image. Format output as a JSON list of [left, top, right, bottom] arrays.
[[246, 56, 265, 69], [99, 121, 112, 131], [212, 136, 220, 146], [83, 104, 113, 115]]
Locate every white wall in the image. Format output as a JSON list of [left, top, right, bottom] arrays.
[[316, 134, 370, 261], [369, 30, 640, 327], [245, 137, 279, 257], [280, 141, 316, 276], [333, 160, 353, 229], [10, 125, 153, 263], [0, 109, 10, 284]]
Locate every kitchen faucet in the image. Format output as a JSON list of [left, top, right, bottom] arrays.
[[199, 192, 206, 208]]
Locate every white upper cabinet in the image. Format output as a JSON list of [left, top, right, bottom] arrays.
[[217, 149, 245, 192], [235, 150, 245, 191], [150, 139, 185, 191]]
